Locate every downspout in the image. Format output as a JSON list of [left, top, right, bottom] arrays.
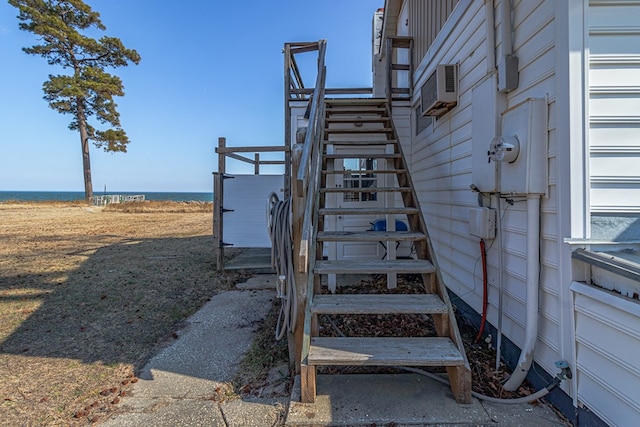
[[503, 194, 541, 391], [495, 193, 504, 371]]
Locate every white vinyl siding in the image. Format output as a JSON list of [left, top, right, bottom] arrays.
[[392, 105, 413, 165], [563, 1, 640, 425], [405, 0, 563, 384], [588, 0, 640, 214], [407, 0, 460, 66], [571, 281, 640, 426], [392, 1, 640, 421]]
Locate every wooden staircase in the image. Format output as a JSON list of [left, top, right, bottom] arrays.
[[299, 98, 472, 404]]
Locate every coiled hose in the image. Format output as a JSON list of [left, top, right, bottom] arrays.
[[267, 192, 297, 341]]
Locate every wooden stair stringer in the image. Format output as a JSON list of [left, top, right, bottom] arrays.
[[384, 102, 472, 403]]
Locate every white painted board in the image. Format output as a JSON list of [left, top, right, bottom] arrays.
[[223, 175, 284, 248]]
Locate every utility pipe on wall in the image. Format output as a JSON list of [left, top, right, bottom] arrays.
[[502, 193, 541, 391], [495, 193, 504, 371], [485, 0, 496, 73], [498, 0, 518, 92], [500, 0, 512, 57]]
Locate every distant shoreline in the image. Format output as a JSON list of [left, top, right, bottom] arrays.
[[0, 190, 213, 203]]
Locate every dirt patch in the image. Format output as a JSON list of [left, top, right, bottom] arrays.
[[233, 299, 290, 398], [0, 201, 248, 426]]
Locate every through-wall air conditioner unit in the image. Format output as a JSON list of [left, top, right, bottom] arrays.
[[420, 64, 458, 117]]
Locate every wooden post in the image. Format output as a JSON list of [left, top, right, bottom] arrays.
[[213, 172, 222, 269], [290, 143, 306, 373], [446, 365, 472, 404], [386, 36, 392, 106], [213, 137, 227, 270], [284, 43, 292, 199], [301, 364, 317, 403], [385, 143, 397, 289]]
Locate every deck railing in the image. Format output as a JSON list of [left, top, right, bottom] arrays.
[[284, 40, 328, 272], [212, 137, 289, 270], [284, 40, 327, 376], [92, 194, 145, 206]]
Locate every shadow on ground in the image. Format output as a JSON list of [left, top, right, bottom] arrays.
[[1, 235, 245, 367]]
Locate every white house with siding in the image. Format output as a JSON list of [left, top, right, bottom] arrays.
[[374, 1, 640, 426]]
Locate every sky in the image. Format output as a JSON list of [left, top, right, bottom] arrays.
[[0, 1, 381, 192]]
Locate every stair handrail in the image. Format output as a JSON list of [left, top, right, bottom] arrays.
[[295, 40, 327, 274], [296, 40, 326, 195]]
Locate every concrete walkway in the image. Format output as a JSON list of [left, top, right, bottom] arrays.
[[100, 274, 570, 427], [101, 277, 286, 427]]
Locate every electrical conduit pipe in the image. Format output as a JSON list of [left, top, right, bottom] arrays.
[[502, 194, 541, 391]]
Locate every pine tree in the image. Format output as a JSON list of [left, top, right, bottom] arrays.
[[9, 0, 141, 200]]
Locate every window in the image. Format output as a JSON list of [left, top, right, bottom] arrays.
[[342, 158, 377, 202], [414, 105, 432, 135]]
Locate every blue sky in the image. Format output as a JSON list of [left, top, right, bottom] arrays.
[[0, 1, 380, 192]]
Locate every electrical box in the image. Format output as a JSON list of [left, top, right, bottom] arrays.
[[471, 76, 499, 192], [468, 207, 496, 240], [497, 98, 548, 195]]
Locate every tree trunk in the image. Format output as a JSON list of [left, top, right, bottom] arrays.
[[77, 101, 93, 201]]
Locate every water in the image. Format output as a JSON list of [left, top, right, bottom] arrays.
[[0, 191, 213, 203]]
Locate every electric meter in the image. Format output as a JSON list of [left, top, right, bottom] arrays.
[[488, 135, 520, 163]]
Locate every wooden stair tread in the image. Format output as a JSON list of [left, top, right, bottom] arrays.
[[312, 294, 447, 315], [326, 98, 387, 105], [319, 207, 419, 215], [326, 109, 386, 115], [315, 259, 435, 274], [389, 36, 413, 48], [320, 187, 410, 193], [317, 230, 425, 242], [325, 128, 393, 134], [324, 153, 400, 159], [391, 63, 411, 71], [324, 140, 398, 146], [325, 117, 389, 123], [323, 169, 405, 175], [308, 337, 464, 366]]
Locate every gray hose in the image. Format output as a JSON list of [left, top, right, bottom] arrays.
[[398, 366, 558, 404], [267, 193, 297, 341]]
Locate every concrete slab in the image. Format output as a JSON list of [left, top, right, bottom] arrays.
[[100, 398, 225, 427], [286, 373, 569, 426], [133, 290, 275, 398], [480, 400, 569, 427], [225, 247, 274, 272], [220, 398, 288, 427], [287, 373, 489, 426], [236, 274, 279, 291], [102, 289, 276, 426]]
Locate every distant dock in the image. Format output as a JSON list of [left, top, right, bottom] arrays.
[[92, 194, 145, 206]]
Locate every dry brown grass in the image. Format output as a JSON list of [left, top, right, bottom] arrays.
[[103, 200, 213, 213], [0, 202, 246, 426]]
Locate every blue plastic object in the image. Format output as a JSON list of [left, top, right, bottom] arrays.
[[369, 219, 408, 232]]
